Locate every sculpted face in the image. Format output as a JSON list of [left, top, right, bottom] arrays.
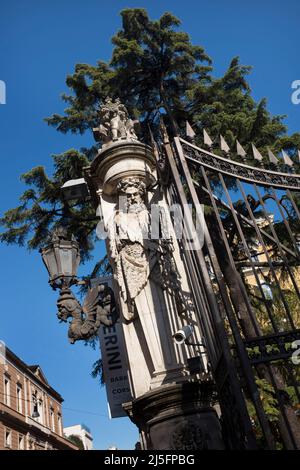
[[57, 302, 69, 321], [57, 298, 81, 321], [117, 178, 146, 212], [125, 186, 143, 209], [57, 299, 72, 321]]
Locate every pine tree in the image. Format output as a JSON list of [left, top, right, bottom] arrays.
[[1, 7, 299, 262], [190, 56, 300, 163]]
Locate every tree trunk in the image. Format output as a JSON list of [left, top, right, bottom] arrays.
[[159, 83, 179, 137]]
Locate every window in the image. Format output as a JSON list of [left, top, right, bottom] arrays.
[[250, 252, 259, 263], [5, 428, 11, 448], [16, 384, 22, 413], [32, 391, 38, 418], [261, 282, 273, 301], [28, 438, 35, 450], [18, 434, 25, 450], [50, 408, 55, 432], [4, 375, 10, 406], [57, 414, 62, 436], [37, 399, 44, 424], [32, 392, 44, 424], [32, 391, 42, 423]]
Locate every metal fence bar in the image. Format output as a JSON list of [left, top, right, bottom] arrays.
[[269, 187, 299, 259], [172, 136, 276, 449], [172, 135, 300, 449], [236, 180, 296, 331], [220, 180, 299, 449], [192, 176, 297, 259], [168, 183, 221, 364], [218, 174, 279, 334], [253, 184, 300, 326], [286, 189, 300, 223], [199, 167, 268, 336], [265, 363, 299, 449], [163, 131, 258, 448]]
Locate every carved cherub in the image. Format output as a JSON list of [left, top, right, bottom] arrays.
[[93, 97, 139, 145]]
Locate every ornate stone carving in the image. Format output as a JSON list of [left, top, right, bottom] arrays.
[[125, 382, 224, 450], [57, 284, 118, 343], [106, 177, 154, 320], [93, 97, 139, 147], [170, 422, 210, 450], [106, 176, 187, 320], [151, 239, 186, 314]]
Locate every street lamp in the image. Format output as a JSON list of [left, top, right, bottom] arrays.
[[32, 392, 40, 419], [32, 405, 40, 419], [40, 226, 80, 290], [40, 227, 118, 343]]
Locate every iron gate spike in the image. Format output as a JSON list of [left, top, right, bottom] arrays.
[[282, 149, 294, 167], [251, 143, 263, 161], [220, 134, 230, 154], [203, 128, 213, 148], [186, 121, 196, 140], [236, 140, 247, 159], [267, 147, 279, 165]]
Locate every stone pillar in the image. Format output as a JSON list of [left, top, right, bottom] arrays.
[[123, 382, 224, 450], [86, 98, 224, 449], [88, 139, 204, 393]]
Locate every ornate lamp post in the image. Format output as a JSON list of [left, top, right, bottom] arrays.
[[40, 226, 80, 290], [40, 227, 118, 343]]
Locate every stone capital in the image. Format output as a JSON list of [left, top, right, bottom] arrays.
[[89, 141, 156, 196]]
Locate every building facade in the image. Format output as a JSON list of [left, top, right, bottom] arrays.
[[63, 424, 93, 450], [0, 345, 78, 450]]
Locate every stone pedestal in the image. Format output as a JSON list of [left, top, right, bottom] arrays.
[[124, 381, 224, 450]]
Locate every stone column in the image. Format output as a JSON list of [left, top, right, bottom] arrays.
[[85, 98, 224, 449]]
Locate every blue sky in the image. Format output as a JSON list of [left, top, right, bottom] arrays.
[[0, 0, 299, 449]]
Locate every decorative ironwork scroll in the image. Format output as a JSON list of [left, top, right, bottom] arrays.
[[180, 138, 300, 190]]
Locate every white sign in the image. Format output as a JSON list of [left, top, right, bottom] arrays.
[[92, 276, 133, 418], [99, 321, 132, 418]]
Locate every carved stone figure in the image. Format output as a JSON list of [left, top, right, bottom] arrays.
[[57, 284, 118, 343], [106, 177, 155, 320], [106, 176, 186, 321], [93, 97, 139, 146]]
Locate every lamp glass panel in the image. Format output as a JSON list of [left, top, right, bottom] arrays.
[[46, 250, 58, 278], [75, 250, 81, 273], [60, 248, 73, 276]]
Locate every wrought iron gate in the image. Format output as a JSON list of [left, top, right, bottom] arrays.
[[158, 124, 300, 449]]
